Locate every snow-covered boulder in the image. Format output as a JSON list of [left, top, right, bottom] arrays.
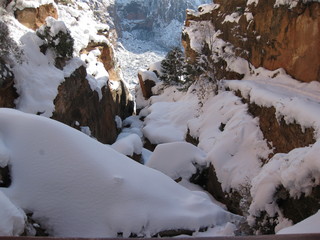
[[138, 69, 158, 99], [0, 108, 240, 237], [147, 142, 207, 181]]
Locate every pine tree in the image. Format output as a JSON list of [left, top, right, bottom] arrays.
[[160, 47, 185, 85]]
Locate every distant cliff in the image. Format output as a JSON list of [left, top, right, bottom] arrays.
[[111, 0, 211, 48]]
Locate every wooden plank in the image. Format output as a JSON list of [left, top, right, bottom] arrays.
[[1, 234, 320, 240]]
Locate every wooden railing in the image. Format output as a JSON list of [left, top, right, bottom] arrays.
[[1, 234, 320, 240]]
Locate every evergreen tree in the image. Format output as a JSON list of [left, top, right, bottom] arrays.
[[160, 47, 185, 85]]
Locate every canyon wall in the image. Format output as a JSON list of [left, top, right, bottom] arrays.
[[184, 0, 320, 82]]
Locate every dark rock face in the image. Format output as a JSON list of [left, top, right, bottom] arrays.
[[184, 0, 320, 82], [276, 185, 320, 224], [14, 3, 58, 30], [138, 72, 156, 99], [52, 66, 134, 144], [0, 60, 18, 108], [0, 166, 11, 188]]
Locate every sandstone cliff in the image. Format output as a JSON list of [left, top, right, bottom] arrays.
[[183, 0, 320, 83]]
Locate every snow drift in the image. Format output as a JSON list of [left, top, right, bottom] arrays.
[[0, 108, 239, 237]]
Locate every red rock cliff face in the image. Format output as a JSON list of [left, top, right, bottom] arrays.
[[52, 66, 133, 144], [15, 3, 58, 30], [184, 0, 320, 82]]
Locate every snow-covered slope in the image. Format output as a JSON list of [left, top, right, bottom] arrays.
[[0, 108, 240, 237], [135, 63, 320, 234]]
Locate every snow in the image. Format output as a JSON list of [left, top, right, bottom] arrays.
[[2, 0, 117, 117], [148, 61, 163, 76], [188, 91, 271, 191], [198, 3, 220, 14], [13, 32, 64, 117], [223, 12, 242, 24], [138, 69, 159, 83], [247, 0, 259, 6], [154, 19, 183, 49], [143, 89, 199, 144], [115, 115, 123, 129], [274, 0, 301, 8], [0, 137, 10, 168], [0, 191, 25, 236], [146, 142, 207, 181], [278, 210, 320, 234], [244, 12, 254, 22], [8, 0, 55, 10], [225, 70, 320, 138], [111, 134, 143, 156], [80, 49, 109, 99], [63, 57, 85, 78], [249, 142, 320, 220], [41, 17, 68, 35], [58, 3, 110, 54], [0, 108, 240, 237], [116, 32, 165, 93]]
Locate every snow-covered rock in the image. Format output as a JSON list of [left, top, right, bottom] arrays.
[[0, 108, 240, 237]]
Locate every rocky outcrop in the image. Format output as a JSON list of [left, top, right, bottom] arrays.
[[138, 72, 156, 99], [15, 3, 58, 30], [239, 94, 316, 156], [276, 185, 320, 225], [52, 66, 133, 144], [81, 42, 122, 82], [0, 60, 18, 108], [184, 0, 320, 82]]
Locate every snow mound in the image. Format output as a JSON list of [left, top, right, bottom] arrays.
[[13, 32, 64, 117], [0, 108, 239, 237], [138, 69, 159, 83], [278, 210, 320, 234], [111, 133, 142, 156], [0, 191, 25, 236], [143, 86, 199, 144], [147, 142, 208, 181]]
